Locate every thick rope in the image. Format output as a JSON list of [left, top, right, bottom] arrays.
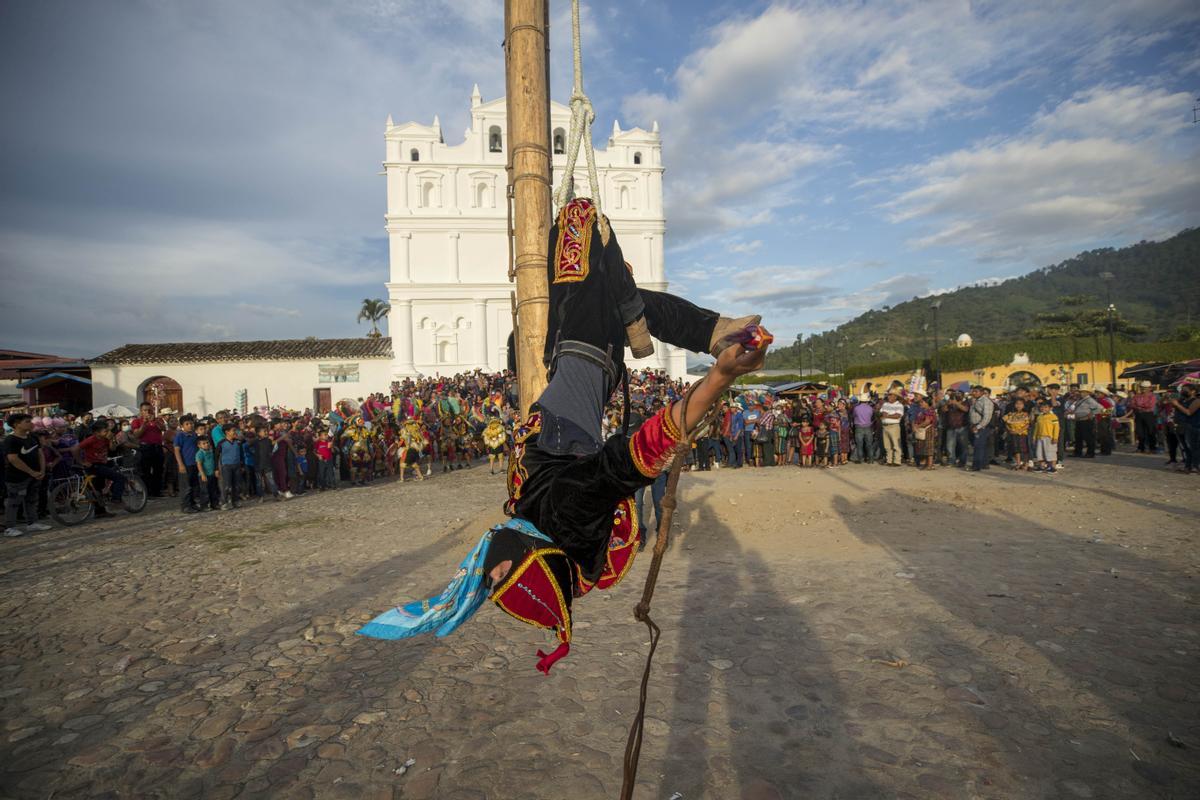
[[619, 382, 724, 800], [553, 0, 608, 242]]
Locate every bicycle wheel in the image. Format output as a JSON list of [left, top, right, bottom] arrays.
[[50, 480, 95, 526], [121, 476, 148, 513]]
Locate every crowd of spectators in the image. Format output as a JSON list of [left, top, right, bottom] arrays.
[[677, 379, 1200, 476], [5, 368, 1197, 539]]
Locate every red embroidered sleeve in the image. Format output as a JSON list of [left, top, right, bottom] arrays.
[[628, 403, 684, 478]]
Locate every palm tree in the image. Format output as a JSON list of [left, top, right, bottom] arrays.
[[358, 298, 391, 338]]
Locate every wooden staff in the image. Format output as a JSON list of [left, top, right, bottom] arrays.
[[504, 0, 552, 416]]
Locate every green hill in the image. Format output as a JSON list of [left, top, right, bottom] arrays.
[[767, 227, 1200, 372]]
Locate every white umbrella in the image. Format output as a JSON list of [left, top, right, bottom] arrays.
[[89, 403, 137, 418]]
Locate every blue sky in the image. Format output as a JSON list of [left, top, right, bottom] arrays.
[[1, 0, 1197, 357]]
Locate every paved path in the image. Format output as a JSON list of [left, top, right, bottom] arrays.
[[1, 453, 1197, 798]]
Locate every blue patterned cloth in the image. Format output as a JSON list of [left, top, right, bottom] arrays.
[[356, 518, 552, 640]]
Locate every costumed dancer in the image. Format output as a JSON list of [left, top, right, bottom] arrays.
[[397, 420, 426, 483], [360, 197, 769, 673], [438, 421, 456, 473], [345, 416, 373, 485], [453, 414, 473, 469], [482, 416, 507, 475]]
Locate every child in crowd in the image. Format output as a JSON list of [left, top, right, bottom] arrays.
[[217, 425, 243, 510], [295, 446, 310, 491], [1034, 399, 1061, 474], [241, 425, 257, 499], [815, 421, 830, 468], [195, 437, 219, 510], [315, 431, 336, 490], [799, 420, 815, 467], [174, 415, 200, 513], [827, 414, 841, 468], [1003, 398, 1032, 471], [254, 425, 281, 501]]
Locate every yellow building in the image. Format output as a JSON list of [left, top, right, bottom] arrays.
[[849, 355, 1142, 397]]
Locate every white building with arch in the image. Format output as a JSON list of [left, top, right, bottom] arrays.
[[384, 85, 686, 379]]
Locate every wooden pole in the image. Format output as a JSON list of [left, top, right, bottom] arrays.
[[504, 0, 552, 416]]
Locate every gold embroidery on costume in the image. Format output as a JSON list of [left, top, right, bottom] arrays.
[[553, 199, 596, 284]]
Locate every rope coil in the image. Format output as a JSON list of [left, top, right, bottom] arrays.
[[554, 0, 608, 241]]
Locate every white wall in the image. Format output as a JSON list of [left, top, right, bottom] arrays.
[[384, 90, 686, 381], [90, 358, 395, 415]]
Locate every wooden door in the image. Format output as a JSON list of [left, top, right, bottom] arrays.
[[144, 377, 183, 414], [314, 388, 332, 414]]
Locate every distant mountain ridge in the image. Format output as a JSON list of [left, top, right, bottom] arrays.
[[767, 227, 1200, 370]]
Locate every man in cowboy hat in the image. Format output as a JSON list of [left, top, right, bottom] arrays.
[[879, 386, 905, 466], [1129, 379, 1159, 454], [968, 385, 995, 471], [1072, 386, 1103, 458]]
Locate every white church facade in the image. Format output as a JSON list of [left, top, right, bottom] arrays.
[[384, 86, 687, 379], [84, 88, 686, 415]]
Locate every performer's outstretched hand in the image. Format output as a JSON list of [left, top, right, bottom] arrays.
[[673, 322, 771, 435], [713, 325, 771, 378]]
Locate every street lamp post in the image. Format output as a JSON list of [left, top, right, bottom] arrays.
[[1100, 271, 1117, 388], [930, 300, 942, 385]]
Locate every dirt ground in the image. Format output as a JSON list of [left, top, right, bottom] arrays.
[[1, 451, 1198, 799]]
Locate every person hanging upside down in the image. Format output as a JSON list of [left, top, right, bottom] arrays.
[[359, 197, 771, 672]]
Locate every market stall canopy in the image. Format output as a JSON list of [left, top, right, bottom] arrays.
[[774, 381, 830, 397], [1118, 362, 1169, 378], [89, 403, 137, 418], [16, 372, 92, 389]]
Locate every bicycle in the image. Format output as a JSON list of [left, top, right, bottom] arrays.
[[49, 456, 148, 526]]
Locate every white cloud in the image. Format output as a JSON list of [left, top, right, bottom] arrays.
[[885, 83, 1200, 262], [1033, 84, 1193, 139], [235, 303, 303, 318], [726, 239, 763, 254], [621, 1, 1199, 249]]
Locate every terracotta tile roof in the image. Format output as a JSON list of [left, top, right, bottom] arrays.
[[91, 338, 393, 365]]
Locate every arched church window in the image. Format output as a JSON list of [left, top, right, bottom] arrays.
[[633, 151, 642, 165], [421, 181, 435, 208], [553, 128, 565, 154], [475, 182, 488, 208], [410, 148, 420, 162], [618, 185, 629, 210], [489, 126, 503, 153]]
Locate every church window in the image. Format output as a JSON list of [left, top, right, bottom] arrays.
[[553, 128, 565, 154], [633, 151, 642, 165], [421, 181, 435, 208], [618, 185, 629, 210], [437, 340, 455, 363], [475, 182, 488, 208], [410, 148, 420, 162], [489, 126, 503, 153]]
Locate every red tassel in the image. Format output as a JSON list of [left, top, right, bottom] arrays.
[[535, 642, 570, 674]]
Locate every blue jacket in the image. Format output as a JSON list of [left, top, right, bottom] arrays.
[[728, 410, 745, 438], [196, 448, 216, 477]]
